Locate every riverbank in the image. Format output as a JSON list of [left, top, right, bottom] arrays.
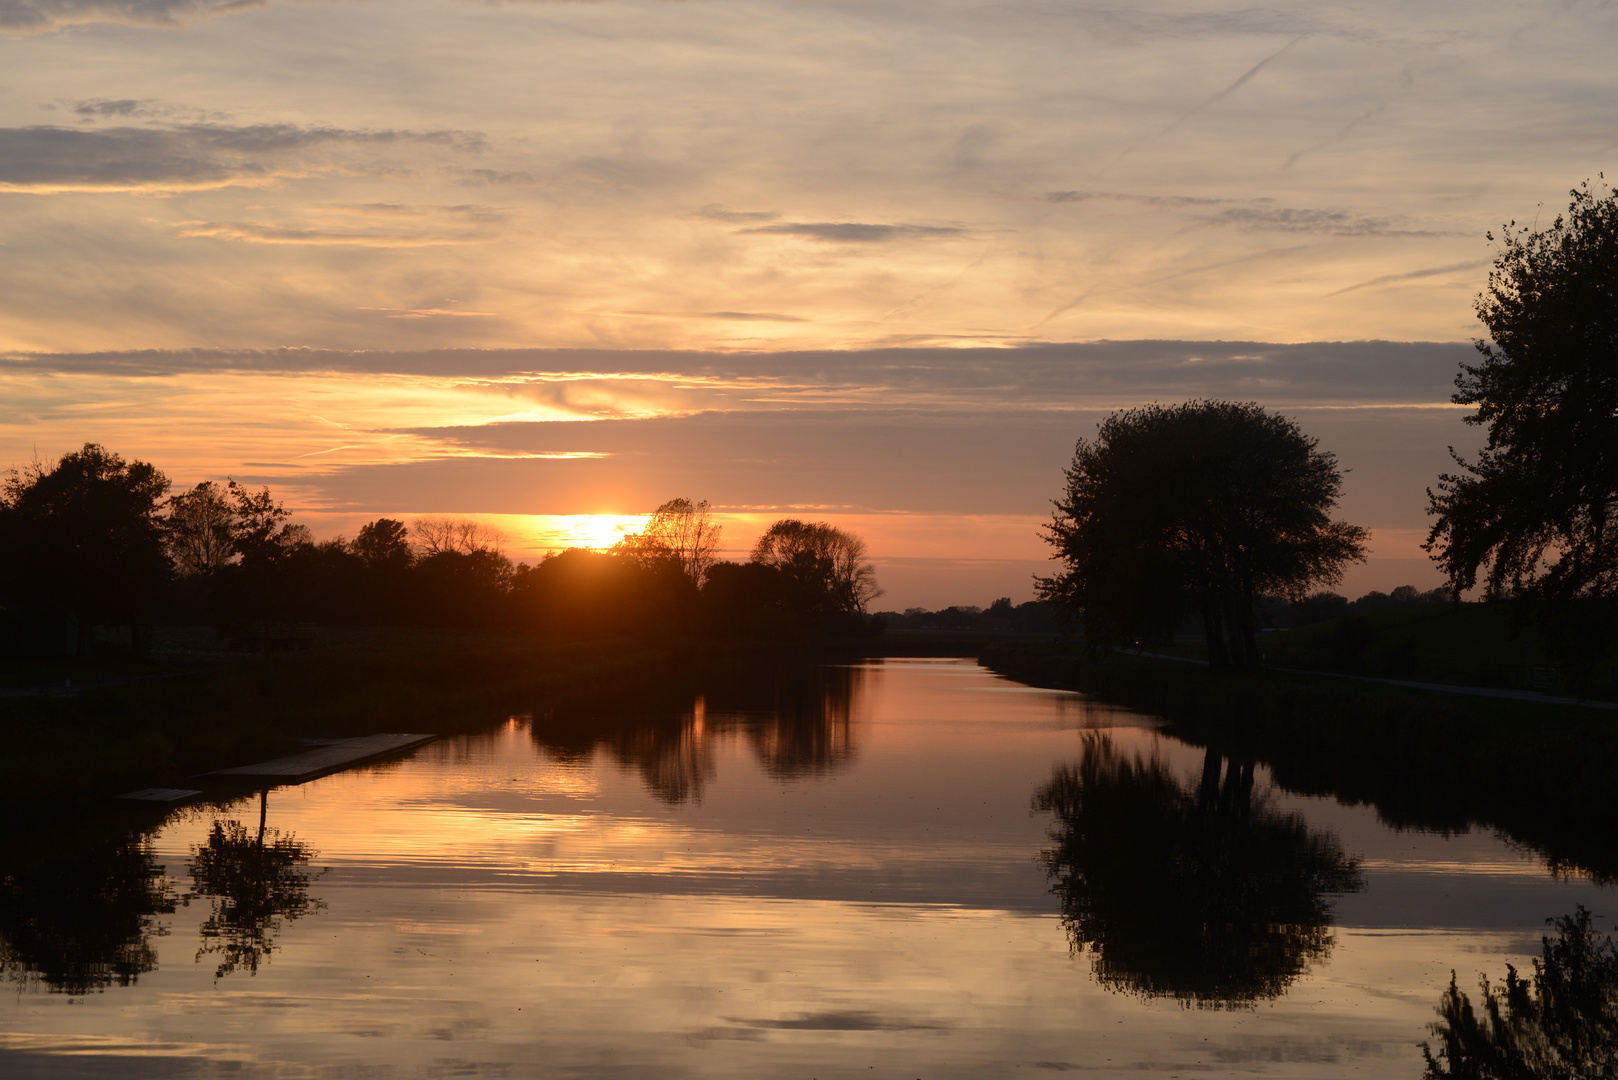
[[980, 641, 1618, 881], [0, 626, 986, 811]]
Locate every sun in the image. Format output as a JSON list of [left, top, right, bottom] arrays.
[[542, 514, 650, 550]]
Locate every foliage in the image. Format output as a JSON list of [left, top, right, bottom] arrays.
[[612, 497, 722, 587], [751, 518, 882, 616], [0, 443, 171, 656], [209, 482, 314, 641], [1423, 907, 1618, 1079], [352, 518, 412, 570], [511, 547, 692, 636], [1427, 180, 1618, 678], [1034, 735, 1362, 1007], [1039, 401, 1367, 668], [164, 480, 235, 577]]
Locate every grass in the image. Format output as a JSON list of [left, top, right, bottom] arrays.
[[980, 640, 1618, 882]]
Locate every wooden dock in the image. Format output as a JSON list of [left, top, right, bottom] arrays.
[[200, 733, 438, 785]]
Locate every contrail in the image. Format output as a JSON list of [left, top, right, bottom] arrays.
[[1159, 33, 1311, 137]]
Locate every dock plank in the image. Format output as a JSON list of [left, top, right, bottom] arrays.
[[202, 733, 438, 784]]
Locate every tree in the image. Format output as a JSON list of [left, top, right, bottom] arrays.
[[352, 518, 412, 570], [164, 480, 235, 577], [613, 497, 722, 586], [214, 482, 314, 645], [0, 443, 171, 657], [1039, 401, 1368, 668], [410, 516, 503, 557], [751, 519, 882, 617], [1427, 179, 1618, 675]]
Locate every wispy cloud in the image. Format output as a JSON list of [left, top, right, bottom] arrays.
[[1206, 205, 1438, 236], [0, 124, 485, 192], [738, 222, 966, 243], [1, 0, 259, 32], [692, 204, 780, 223]]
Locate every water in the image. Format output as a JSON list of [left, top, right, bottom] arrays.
[[0, 658, 1609, 1077]]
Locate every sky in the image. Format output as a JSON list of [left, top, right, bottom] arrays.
[[1, 0, 1614, 608]]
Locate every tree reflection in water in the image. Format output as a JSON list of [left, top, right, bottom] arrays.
[[1423, 907, 1618, 1078], [188, 790, 323, 978], [1034, 735, 1364, 1008], [0, 835, 176, 994], [534, 662, 862, 803]]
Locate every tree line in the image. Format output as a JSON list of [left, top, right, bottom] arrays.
[[1039, 179, 1618, 679], [0, 464, 883, 655]]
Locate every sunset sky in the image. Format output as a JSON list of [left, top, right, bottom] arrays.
[[2, 0, 1614, 607]]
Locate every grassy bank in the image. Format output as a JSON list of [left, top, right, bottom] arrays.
[[980, 641, 1618, 881]]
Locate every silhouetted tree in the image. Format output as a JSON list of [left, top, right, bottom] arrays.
[[511, 547, 691, 636], [410, 515, 504, 557], [751, 519, 882, 627], [0, 443, 171, 657], [188, 796, 322, 978], [1423, 907, 1618, 1078], [613, 497, 722, 586], [413, 547, 515, 626], [1039, 401, 1368, 667], [211, 482, 313, 646], [353, 518, 412, 570], [1427, 179, 1618, 681], [164, 480, 235, 577], [1033, 735, 1363, 1007], [0, 835, 177, 995]]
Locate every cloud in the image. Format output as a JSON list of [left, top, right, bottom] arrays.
[[1, 0, 258, 32], [738, 222, 966, 243], [176, 204, 508, 246], [0, 124, 485, 193], [0, 341, 1473, 404], [1206, 206, 1437, 236], [72, 98, 149, 118], [618, 310, 808, 323], [692, 204, 780, 223]]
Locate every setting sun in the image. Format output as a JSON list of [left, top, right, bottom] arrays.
[[535, 514, 649, 552]]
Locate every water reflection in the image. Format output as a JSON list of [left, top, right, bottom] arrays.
[[1423, 907, 1618, 1078], [1034, 735, 1365, 1008], [534, 662, 862, 802], [0, 833, 176, 995], [188, 791, 324, 978]]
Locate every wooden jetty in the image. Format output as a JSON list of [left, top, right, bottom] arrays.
[[200, 733, 438, 785]]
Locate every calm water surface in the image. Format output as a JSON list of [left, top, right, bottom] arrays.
[[1, 658, 1609, 1077]]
